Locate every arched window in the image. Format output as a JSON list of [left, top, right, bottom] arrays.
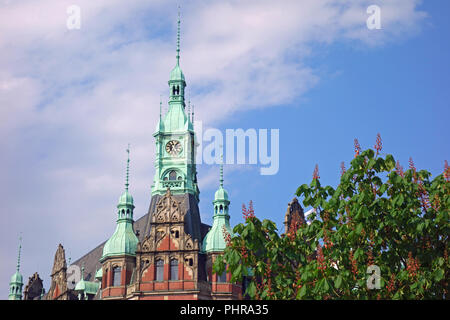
[[219, 205, 223, 214], [113, 266, 121, 286], [170, 259, 178, 281], [169, 170, 177, 180], [156, 259, 164, 281], [217, 264, 227, 283]]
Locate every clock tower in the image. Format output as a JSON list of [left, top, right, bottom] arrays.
[[151, 11, 199, 202]]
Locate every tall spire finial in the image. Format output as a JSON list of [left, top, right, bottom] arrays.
[[176, 5, 181, 65], [220, 150, 224, 188], [125, 144, 130, 191], [159, 95, 162, 119], [16, 235, 22, 272], [188, 96, 191, 116]]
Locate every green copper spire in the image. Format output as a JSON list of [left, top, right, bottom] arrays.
[[16, 236, 21, 272], [220, 159, 224, 188], [125, 144, 130, 191], [169, 7, 185, 83], [151, 8, 198, 200], [176, 6, 180, 65], [9, 236, 24, 300], [202, 162, 232, 253], [101, 147, 139, 261]]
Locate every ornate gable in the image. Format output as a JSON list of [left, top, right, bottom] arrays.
[[136, 189, 200, 285], [23, 272, 44, 300], [47, 244, 72, 300]]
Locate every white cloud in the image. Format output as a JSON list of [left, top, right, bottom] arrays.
[[0, 0, 426, 297]]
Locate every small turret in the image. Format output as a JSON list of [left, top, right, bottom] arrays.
[[101, 146, 139, 260], [202, 161, 232, 253]]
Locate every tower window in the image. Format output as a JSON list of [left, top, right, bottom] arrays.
[[170, 259, 178, 281], [112, 266, 121, 287], [156, 259, 164, 281], [172, 85, 180, 96], [169, 170, 177, 180]]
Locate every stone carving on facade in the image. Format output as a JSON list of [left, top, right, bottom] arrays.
[[152, 189, 183, 224], [135, 189, 200, 285]]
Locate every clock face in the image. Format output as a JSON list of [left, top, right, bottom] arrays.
[[165, 140, 182, 156]]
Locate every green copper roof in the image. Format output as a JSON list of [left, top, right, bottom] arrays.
[[102, 147, 139, 260], [102, 222, 138, 259], [75, 279, 99, 294], [75, 266, 100, 295], [95, 268, 103, 280], [202, 214, 232, 253], [9, 237, 23, 300], [162, 103, 191, 132], [170, 63, 185, 82], [118, 190, 134, 207], [214, 187, 229, 202], [10, 271, 23, 284]]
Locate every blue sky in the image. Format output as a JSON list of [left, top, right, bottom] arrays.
[[0, 0, 449, 298]]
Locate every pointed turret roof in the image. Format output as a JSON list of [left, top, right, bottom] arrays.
[[101, 146, 139, 260], [202, 162, 232, 253]]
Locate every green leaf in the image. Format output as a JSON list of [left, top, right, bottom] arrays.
[[417, 222, 424, 233], [298, 285, 307, 299], [354, 248, 364, 260], [246, 281, 256, 298], [434, 269, 444, 282], [323, 279, 330, 292], [356, 223, 364, 235], [385, 154, 396, 170], [232, 264, 243, 281], [335, 275, 343, 289]]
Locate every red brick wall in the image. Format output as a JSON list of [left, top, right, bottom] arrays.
[[142, 264, 155, 282], [102, 286, 125, 299], [156, 235, 179, 251]]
